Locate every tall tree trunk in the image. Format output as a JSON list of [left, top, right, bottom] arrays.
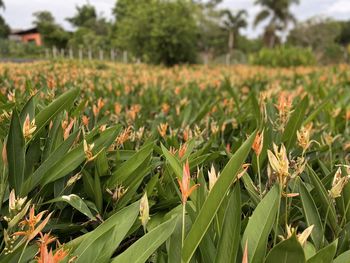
[[227, 30, 234, 65]]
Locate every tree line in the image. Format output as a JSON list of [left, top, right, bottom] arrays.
[[1, 0, 350, 65]]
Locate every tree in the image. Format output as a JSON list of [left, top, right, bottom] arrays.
[[254, 0, 299, 48], [222, 9, 247, 63], [114, 0, 198, 66], [67, 4, 112, 50], [0, 0, 9, 38], [66, 4, 97, 29], [287, 17, 341, 50], [33, 11, 69, 48]]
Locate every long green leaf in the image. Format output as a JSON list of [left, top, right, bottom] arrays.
[[298, 180, 323, 249], [106, 142, 153, 188], [265, 234, 306, 263], [282, 96, 308, 150], [307, 239, 337, 263], [215, 183, 241, 263], [182, 131, 256, 263], [242, 184, 281, 263], [45, 194, 95, 220], [7, 109, 25, 192], [32, 88, 79, 141], [71, 201, 140, 263], [111, 215, 179, 263]]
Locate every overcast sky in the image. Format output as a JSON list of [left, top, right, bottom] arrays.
[[1, 0, 350, 38]]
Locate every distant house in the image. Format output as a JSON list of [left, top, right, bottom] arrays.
[[9, 27, 42, 46]]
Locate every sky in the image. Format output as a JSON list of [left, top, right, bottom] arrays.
[[1, 0, 350, 38]]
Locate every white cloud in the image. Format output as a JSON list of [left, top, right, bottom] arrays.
[[327, 0, 350, 14]]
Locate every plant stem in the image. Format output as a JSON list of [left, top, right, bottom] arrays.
[[257, 156, 262, 199], [18, 241, 28, 263], [182, 203, 186, 249], [273, 183, 282, 246]]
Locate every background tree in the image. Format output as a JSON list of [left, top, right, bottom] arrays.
[[114, 0, 198, 65], [67, 4, 111, 50], [222, 9, 247, 63], [195, 2, 225, 63], [33, 11, 69, 48], [0, 0, 9, 38], [254, 0, 299, 48]]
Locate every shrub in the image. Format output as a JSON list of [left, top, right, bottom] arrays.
[[250, 46, 317, 67]]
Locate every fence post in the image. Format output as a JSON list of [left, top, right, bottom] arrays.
[[88, 48, 92, 60], [69, 48, 73, 59], [60, 49, 64, 58], [79, 48, 83, 61], [52, 46, 57, 59], [45, 48, 49, 59], [99, 49, 104, 61], [111, 49, 115, 61], [123, 51, 128, 63]]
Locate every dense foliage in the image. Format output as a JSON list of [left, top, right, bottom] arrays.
[[0, 62, 349, 262], [250, 46, 317, 67]]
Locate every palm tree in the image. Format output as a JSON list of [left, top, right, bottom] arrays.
[[254, 0, 299, 48], [222, 9, 247, 64]]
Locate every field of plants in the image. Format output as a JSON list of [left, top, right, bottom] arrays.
[[0, 61, 350, 263]]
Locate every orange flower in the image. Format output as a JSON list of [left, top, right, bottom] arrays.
[[177, 160, 199, 204], [82, 115, 89, 127], [14, 206, 52, 242], [36, 233, 69, 263], [157, 123, 168, 138], [252, 130, 264, 156]]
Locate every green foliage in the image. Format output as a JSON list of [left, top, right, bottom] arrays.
[[250, 46, 317, 67], [114, 0, 198, 65]]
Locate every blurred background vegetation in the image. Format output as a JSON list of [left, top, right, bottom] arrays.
[[0, 0, 350, 66]]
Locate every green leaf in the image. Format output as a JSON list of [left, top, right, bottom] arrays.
[[334, 250, 350, 263], [298, 180, 323, 250], [307, 239, 337, 263], [215, 183, 241, 263], [282, 96, 308, 150], [182, 131, 256, 263], [45, 194, 95, 220], [307, 165, 339, 233], [31, 88, 79, 141], [7, 109, 25, 192], [21, 130, 78, 195], [265, 234, 306, 263], [71, 201, 140, 263], [40, 126, 119, 187], [111, 215, 179, 263], [242, 184, 281, 263], [106, 142, 154, 188], [161, 143, 182, 178], [19, 94, 36, 124]]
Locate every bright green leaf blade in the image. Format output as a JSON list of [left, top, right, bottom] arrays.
[[106, 142, 154, 188], [307, 239, 337, 263], [265, 234, 306, 263], [242, 184, 281, 263], [282, 96, 308, 150], [298, 179, 323, 249], [7, 109, 25, 192], [334, 250, 350, 263], [45, 194, 95, 220], [111, 215, 179, 263], [32, 88, 79, 141], [182, 131, 256, 263], [215, 183, 241, 263], [72, 201, 140, 263]]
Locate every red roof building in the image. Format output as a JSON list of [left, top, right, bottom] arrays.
[[9, 27, 42, 46]]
